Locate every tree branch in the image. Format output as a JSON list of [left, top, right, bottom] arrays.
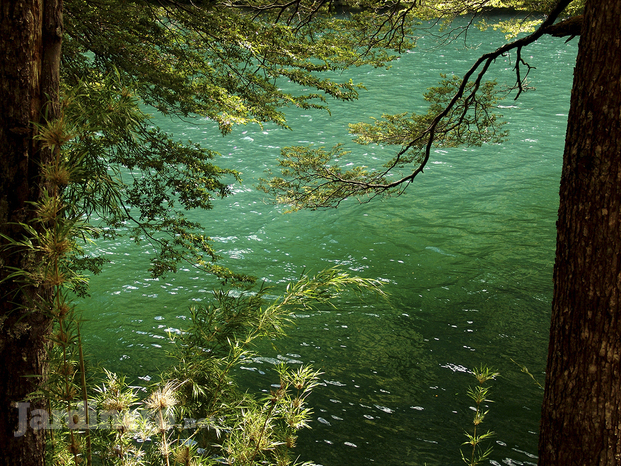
[[262, 0, 579, 210], [542, 14, 583, 38], [342, 0, 576, 192]]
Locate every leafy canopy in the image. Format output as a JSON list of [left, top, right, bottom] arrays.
[[260, 0, 584, 211], [60, 0, 421, 281]]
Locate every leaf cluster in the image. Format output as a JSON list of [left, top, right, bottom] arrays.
[[476, 0, 584, 39], [42, 268, 384, 466], [47, 73, 253, 281], [166, 267, 385, 419], [52, 0, 431, 281], [460, 365, 499, 466], [260, 74, 506, 210], [259, 0, 583, 213], [63, 0, 418, 135]]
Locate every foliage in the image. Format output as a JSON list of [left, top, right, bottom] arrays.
[[410, 1, 584, 22], [460, 366, 499, 466], [510, 358, 544, 390], [40, 268, 384, 466], [165, 267, 386, 425], [56, 74, 250, 282], [1, 0, 408, 462], [476, 0, 585, 40], [259, 75, 506, 210], [2, 108, 385, 463], [21, 116, 384, 464], [52, 0, 427, 281], [63, 0, 418, 133], [476, 0, 585, 39], [262, 0, 581, 211], [1, 0, 587, 464]]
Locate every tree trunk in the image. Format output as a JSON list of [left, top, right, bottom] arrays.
[[0, 0, 62, 465], [538, 0, 621, 464]]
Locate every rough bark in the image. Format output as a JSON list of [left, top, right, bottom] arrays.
[[0, 0, 62, 465], [538, 0, 621, 464]]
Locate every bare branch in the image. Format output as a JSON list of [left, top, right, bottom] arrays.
[[513, 46, 536, 100]]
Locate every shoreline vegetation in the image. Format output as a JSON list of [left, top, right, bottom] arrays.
[[2, 0, 587, 464]]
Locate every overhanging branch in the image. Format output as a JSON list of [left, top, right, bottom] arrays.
[[347, 0, 576, 193], [263, 0, 579, 210]]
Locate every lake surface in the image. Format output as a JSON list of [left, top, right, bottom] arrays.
[[80, 16, 578, 466]]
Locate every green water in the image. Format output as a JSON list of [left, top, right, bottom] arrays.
[[80, 17, 578, 466]]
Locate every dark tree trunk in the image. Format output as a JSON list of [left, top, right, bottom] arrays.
[[0, 0, 62, 465], [538, 0, 621, 464]]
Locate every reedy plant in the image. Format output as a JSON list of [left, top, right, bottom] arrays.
[[164, 268, 385, 464], [0, 96, 100, 466], [166, 268, 385, 420], [84, 363, 323, 466], [20, 162, 382, 466], [0, 74, 245, 464], [510, 358, 544, 390], [0, 62, 386, 466], [91, 370, 143, 466], [143, 380, 188, 466], [460, 365, 499, 466], [216, 363, 321, 466]]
